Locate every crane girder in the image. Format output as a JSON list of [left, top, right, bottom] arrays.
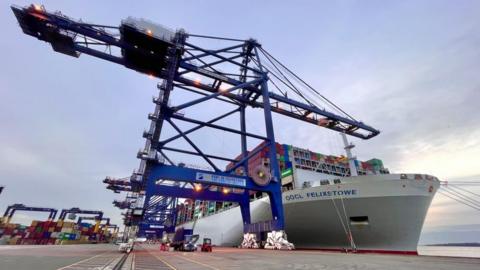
[[11, 4, 379, 139], [3, 204, 58, 221]]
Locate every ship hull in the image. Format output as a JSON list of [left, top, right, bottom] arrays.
[[178, 174, 439, 254]]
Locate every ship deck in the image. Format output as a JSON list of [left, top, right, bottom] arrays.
[[0, 243, 479, 269]]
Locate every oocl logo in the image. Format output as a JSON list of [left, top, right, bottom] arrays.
[[285, 194, 304, 200]]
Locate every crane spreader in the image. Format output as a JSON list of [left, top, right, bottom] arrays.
[[12, 4, 379, 246]]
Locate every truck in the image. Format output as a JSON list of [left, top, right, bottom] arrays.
[[170, 228, 199, 251]]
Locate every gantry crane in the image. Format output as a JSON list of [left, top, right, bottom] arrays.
[[77, 216, 112, 236], [12, 4, 379, 245], [1, 203, 57, 225], [58, 207, 103, 233]]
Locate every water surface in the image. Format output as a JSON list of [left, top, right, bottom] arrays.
[[418, 246, 480, 258]]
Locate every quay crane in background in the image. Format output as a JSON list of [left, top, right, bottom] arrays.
[[1, 204, 57, 226], [113, 200, 132, 210], [104, 177, 132, 193], [12, 4, 379, 247], [57, 208, 103, 233], [77, 216, 118, 236]]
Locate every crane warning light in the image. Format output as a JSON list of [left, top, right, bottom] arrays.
[[33, 4, 42, 11], [194, 184, 202, 192]]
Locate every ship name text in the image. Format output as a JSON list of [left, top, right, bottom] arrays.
[[285, 189, 358, 201]]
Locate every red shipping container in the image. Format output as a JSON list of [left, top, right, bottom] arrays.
[[363, 163, 373, 170], [249, 155, 262, 163]]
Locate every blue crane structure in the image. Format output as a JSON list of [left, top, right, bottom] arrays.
[[12, 4, 379, 242], [1, 203, 57, 225]]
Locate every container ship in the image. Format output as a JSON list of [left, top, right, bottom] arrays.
[[175, 138, 440, 255]]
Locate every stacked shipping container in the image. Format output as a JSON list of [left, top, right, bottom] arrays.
[[176, 141, 389, 226], [0, 220, 117, 245]]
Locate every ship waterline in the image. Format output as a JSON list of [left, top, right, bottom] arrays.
[[178, 173, 439, 254]]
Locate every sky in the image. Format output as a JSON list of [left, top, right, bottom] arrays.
[[0, 0, 479, 244]]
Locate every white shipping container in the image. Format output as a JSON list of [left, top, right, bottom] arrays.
[[61, 227, 74, 233]]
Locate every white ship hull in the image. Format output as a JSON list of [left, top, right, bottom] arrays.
[[178, 173, 439, 254]]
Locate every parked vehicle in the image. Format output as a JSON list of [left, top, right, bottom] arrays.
[[170, 228, 199, 251], [201, 238, 212, 252]]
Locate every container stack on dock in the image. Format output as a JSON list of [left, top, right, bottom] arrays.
[[20, 220, 58, 245], [0, 219, 117, 245], [0, 223, 28, 245]]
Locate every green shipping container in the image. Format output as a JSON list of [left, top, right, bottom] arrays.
[[281, 168, 293, 178], [367, 158, 383, 167]]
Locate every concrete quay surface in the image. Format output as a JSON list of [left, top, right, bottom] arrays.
[[0, 243, 479, 270]]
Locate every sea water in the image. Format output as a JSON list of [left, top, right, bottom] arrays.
[[418, 246, 480, 258]]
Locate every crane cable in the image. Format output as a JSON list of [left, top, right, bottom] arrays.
[[259, 47, 356, 121], [250, 56, 308, 103], [437, 190, 480, 212], [339, 191, 357, 251], [328, 187, 352, 251], [255, 51, 317, 107], [256, 51, 327, 110], [448, 184, 480, 198], [257, 50, 356, 131], [441, 186, 480, 208]]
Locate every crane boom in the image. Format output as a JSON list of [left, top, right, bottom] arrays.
[[11, 4, 379, 139]]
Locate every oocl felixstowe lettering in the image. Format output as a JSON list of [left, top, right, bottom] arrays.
[[286, 189, 358, 201]]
